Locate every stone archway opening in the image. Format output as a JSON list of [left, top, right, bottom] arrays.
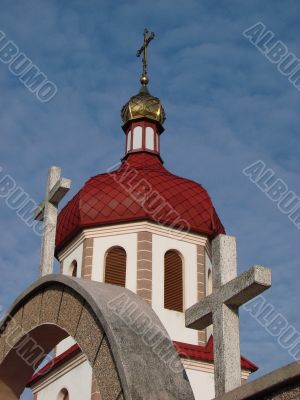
[[0, 275, 195, 400], [0, 324, 68, 399]]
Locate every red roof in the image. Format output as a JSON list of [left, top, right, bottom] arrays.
[[28, 337, 257, 387], [174, 336, 258, 372], [56, 152, 225, 251]]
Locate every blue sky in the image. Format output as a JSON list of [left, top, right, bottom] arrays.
[[0, 1, 299, 398]]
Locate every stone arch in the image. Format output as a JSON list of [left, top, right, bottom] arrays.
[[0, 274, 194, 400]]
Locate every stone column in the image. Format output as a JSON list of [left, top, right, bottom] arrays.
[[197, 244, 206, 345], [82, 238, 94, 279]]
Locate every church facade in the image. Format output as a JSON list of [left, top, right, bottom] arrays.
[[27, 56, 256, 400]]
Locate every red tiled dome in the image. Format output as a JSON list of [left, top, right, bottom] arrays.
[[56, 153, 225, 252]]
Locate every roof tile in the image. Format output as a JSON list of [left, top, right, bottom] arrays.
[[56, 153, 225, 251]]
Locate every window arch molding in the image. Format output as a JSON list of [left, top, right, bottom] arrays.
[[164, 249, 184, 312], [104, 246, 127, 287]]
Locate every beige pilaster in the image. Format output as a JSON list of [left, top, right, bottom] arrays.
[[82, 238, 94, 279], [137, 231, 152, 304]]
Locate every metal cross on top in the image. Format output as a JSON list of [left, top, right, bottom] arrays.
[[136, 28, 155, 86], [186, 234, 272, 398], [34, 166, 71, 277]]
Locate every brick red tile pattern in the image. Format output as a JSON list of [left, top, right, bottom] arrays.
[[56, 153, 225, 251]]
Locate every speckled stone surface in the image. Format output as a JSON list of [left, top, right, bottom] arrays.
[[93, 335, 122, 400], [37, 166, 71, 277], [3, 307, 23, 356], [215, 362, 300, 400], [40, 285, 63, 324], [0, 336, 5, 362], [75, 303, 104, 365], [22, 293, 42, 332], [57, 287, 84, 337], [262, 383, 300, 399]]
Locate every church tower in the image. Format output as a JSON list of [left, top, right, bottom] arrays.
[[28, 30, 256, 400]]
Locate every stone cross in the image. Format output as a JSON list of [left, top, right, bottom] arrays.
[[34, 166, 71, 277], [185, 234, 272, 398]]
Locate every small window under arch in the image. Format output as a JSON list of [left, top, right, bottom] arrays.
[[57, 388, 69, 400], [207, 269, 213, 295], [104, 246, 127, 287], [164, 250, 183, 312], [68, 260, 77, 277]]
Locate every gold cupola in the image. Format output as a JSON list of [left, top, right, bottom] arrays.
[[121, 85, 166, 127]]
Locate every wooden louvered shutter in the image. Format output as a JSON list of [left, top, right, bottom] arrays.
[[105, 247, 127, 287], [164, 250, 183, 312]]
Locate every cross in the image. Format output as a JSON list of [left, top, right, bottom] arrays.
[[136, 28, 155, 85], [34, 166, 71, 277], [185, 234, 272, 398]]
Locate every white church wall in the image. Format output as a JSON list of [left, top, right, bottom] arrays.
[[61, 242, 83, 277], [36, 359, 92, 400], [92, 233, 138, 292], [152, 234, 198, 344], [185, 367, 215, 400], [56, 337, 76, 356]]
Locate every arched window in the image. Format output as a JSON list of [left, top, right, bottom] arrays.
[[132, 126, 143, 149], [104, 246, 127, 287], [68, 260, 77, 277], [207, 269, 213, 295], [145, 126, 154, 150], [57, 388, 69, 400], [164, 250, 183, 312], [127, 129, 132, 152]]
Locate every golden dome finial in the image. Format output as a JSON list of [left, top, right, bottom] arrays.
[[136, 28, 155, 86]]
